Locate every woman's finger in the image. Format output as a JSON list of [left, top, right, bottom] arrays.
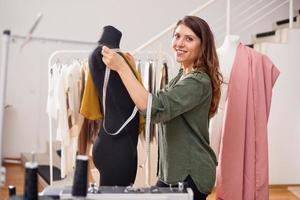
[[102, 45, 113, 55], [101, 46, 107, 56]]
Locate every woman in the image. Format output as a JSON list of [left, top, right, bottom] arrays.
[[101, 16, 222, 200]]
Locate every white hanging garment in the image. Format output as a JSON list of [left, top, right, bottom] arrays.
[[46, 63, 61, 120]]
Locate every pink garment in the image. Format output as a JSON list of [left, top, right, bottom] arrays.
[[216, 44, 280, 200]]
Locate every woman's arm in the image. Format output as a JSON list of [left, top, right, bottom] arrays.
[[101, 46, 149, 110]]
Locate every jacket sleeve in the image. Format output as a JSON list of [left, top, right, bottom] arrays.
[[144, 73, 211, 123]]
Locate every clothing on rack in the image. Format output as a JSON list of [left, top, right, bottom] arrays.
[[143, 60, 156, 93], [215, 44, 280, 200], [78, 65, 100, 155], [46, 60, 85, 178], [159, 62, 169, 90], [80, 70, 102, 120], [77, 119, 100, 155], [143, 60, 157, 141]]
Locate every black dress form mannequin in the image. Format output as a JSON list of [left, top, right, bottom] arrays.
[[90, 26, 139, 186]]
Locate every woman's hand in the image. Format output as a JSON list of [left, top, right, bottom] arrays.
[[101, 46, 148, 110], [101, 45, 126, 72]]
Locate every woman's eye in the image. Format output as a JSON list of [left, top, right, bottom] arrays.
[[174, 34, 180, 39], [186, 37, 193, 41]]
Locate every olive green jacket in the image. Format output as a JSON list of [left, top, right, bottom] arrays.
[[148, 68, 217, 194]]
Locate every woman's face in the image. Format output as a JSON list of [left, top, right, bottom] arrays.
[[172, 24, 201, 68]]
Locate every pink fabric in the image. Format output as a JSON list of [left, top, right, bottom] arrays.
[[216, 44, 280, 200]]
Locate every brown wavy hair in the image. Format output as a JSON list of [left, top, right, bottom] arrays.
[[174, 16, 223, 118]]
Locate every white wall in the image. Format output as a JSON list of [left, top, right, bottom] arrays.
[[0, 0, 299, 183], [257, 29, 300, 184]]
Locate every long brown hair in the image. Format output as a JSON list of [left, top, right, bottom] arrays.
[[175, 16, 223, 118]]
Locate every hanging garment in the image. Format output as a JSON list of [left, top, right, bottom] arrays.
[[54, 65, 70, 178], [47, 63, 61, 120], [47, 60, 85, 178], [216, 44, 280, 200], [143, 60, 156, 140], [77, 63, 100, 155], [52, 64, 72, 178], [77, 63, 88, 155], [80, 69, 102, 120], [143, 60, 156, 93], [77, 118, 88, 155], [159, 62, 169, 90], [66, 60, 84, 138], [77, 118, 100, 155], [56, 61, 85, 178]]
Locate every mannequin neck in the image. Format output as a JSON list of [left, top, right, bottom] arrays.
[[217, 35, 241, 81], [98, 26, 122, 48], [219, 35, 240, 51]]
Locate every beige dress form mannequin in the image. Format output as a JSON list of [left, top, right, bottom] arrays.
[[209, 35, 240, 158]]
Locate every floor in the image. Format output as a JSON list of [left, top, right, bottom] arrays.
[[1, 163, 299, 200]]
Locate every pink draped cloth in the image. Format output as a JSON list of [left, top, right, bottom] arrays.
[[216, 44, 280, 200]]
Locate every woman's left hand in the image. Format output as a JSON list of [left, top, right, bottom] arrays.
[[101, 45, 126, 72]]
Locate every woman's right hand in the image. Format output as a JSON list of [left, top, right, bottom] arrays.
[[101, 45, 127, 72]]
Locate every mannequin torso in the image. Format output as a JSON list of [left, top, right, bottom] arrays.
[[217, 35, 240, 84], [90, 26, 139, 187], [209, 35, 240, 157]]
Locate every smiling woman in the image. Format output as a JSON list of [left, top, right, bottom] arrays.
[[172, 24, 201, 75], [101, 16, 223, 200]]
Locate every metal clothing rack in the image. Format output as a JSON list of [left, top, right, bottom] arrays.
[[12, 34, 96, 46], [0, 29, 96, 186], [47, 49, 173, 186]]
